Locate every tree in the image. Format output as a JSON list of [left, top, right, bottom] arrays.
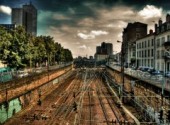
[[63, 49, 73, 62], [0, 26, 12, 65], [0, 26, 32, 69], [0, 26, 73, 69], [54, 43, 62, 64], [9, 26, 29, 69], [32, 36, 46, 67]]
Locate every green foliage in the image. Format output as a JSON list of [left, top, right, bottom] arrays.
[[0, 26, 73, 69]]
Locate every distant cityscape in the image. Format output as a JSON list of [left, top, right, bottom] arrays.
[[1, 2, 170, 74]]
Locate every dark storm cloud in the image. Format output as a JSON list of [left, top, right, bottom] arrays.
[[1, 0, 170, 57], [1, 0, 30, 7]]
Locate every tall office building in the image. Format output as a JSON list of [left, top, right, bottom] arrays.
[[12, 2, 37, 36], [96, 42, 113, 55], [105, 43, 113, 55], [95, 42, 113, 61]]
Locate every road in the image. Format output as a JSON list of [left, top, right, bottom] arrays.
[[5, 68, 135, 125]]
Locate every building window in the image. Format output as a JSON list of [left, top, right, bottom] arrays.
[[167, 23, 170, 30], [146, 50, 147, 57], [145, 41, 147, 47], [161, 50, 164, 58], [139, 51, 140, 57], [137, 52, 139, 57], [151, 49, 154, 57], [157, 62, 160, 70], [162, 63, 164, 71], [161, 26, 164, 32], [151, 59, 153, 67], [157, 39, 160, 47], [167, 35, 170, 41], [142, 51, 144, 57], [162, 37, 165, 45], [152, 39, 154, 46], [157, 51, 159, 59], [148, 40, 150, 47], [148, 50, 150, 57]]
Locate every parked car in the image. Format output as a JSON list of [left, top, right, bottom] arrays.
[[17, 71, 29, 78], [137, 66, 150, 72], [165, 72, 170, 77], [150, 70, 161, 75], [147, 68, 154, 73], [34, 67, 43, 73]]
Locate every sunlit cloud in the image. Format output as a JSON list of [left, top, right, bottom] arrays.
[[77, 33, 95, 39], [138, 5, 162, 19], [0, 5, 11, 15], [77, 30, 109, 39], [78, 45, 87, 49], [106, 21, 127, 28], [91, 30, 108, 36]]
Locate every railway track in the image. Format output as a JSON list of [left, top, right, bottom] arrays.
[[96, 87, 110, 125], [88, 91, 93, 125], [96, 75, 125, 125], [47, 77, 82, 125], [5, 68, 135, 125]]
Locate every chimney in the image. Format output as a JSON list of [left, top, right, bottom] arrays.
[[166, 14, 170, 23], [149, 29, 153, 34], [155, 23, 157, 33], [159, 19, 162, 26]]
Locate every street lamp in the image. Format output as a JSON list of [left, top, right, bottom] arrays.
[[117, 40, 125, 103]]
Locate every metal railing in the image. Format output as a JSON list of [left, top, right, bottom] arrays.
[[0, 62, 72, 83], [107, 64, 170, 91]]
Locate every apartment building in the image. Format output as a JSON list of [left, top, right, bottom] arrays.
[[155, 16, 170, 71], [134, 14, 170, 72], [122, 22, 147, 66], [136, 30, 155, 68]]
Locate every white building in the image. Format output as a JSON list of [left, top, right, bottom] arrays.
[[134, 14, 170, 73], [95, 54, 108, 61], [155, 22, 170, 72], [136, 30, 155, 68]]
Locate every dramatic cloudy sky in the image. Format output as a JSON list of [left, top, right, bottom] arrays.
[[0, 0, 170, 57]]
